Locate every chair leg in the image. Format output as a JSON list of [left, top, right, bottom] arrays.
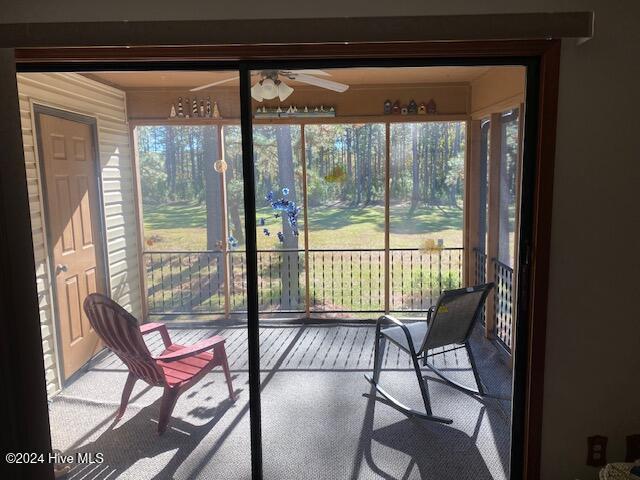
[[372, 330, 386, 384], [217, 344, 235, 401], [115, 372, 137, 422], [411, 353, 433, 416], [158, 387, 180, 435], [364, 330, 451, 424], [465, 342, 485, 396]]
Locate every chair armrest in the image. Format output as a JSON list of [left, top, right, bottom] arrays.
[[377, 314, 420, 355], [378, 314, 407, 328], [156, 335, 226, 362], [140, 322, 171, 348], [426, 306, 435, 326]]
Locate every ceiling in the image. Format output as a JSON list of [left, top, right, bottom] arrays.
[[84, 66, 498, 90]]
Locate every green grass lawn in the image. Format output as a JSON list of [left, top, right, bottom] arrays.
[[143, 201, 464, 251]]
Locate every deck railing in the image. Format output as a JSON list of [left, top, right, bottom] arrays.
[[474, 249, 488, 325], [143, 247, 463, 316], [493, 258, 514, 352], [473, 248, 515, 352]]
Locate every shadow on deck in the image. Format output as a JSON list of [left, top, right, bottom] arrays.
[[49, 321, 512, 480]]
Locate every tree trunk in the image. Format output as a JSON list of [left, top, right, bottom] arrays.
[[275, 126, 300, 310], [410, 124, 420, 212], [203, 126, 223, 251], [365, 125, 374, 205], [225, 157, 245, 244], [165, 126, 176, 199], [345, 128, 352, 203]]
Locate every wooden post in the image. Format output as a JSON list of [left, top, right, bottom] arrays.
[[129, 125, 149, 322], [465, 119, 482, 287], [384, 122, 391, 314], [300, 126, 311, 318], [511, 103, 525, 354], [217, 126, 231, 319], [485, 112, 502, 339]]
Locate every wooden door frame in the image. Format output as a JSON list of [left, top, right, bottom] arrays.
[[33, 104, 110, 385], [0, 28, 565, 480]]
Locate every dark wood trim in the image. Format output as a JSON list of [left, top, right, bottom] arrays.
[[522, 40, 561, 480], [4, 13, 592, 51], [0, 49, 53, 480], [16, 39, 570, 65]]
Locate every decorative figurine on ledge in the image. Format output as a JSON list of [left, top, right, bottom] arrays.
[[206, 97, 212, 117], [427, 99, 437, 114], [401, 105, 408, 115], [177, 97, 184, 117], [170, 104, 177, 118], [408, 99, 418, 115], [418, 102, 427, 115], [213, 101, 220, 118], [383, 99, 392, 115], [192, 98, 199, 117], [392, 100, 401, 114]]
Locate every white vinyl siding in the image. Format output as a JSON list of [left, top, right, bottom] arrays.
[[17, 73, 141, 396]]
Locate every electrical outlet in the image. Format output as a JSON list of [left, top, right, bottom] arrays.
[[587, 435, 608, 467]]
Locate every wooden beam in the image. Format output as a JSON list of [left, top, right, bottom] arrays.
[[217, 126, 231, 319], [300, 126, 311, 318], [465, 119, 482, 286], [384, 122, 391, 314], [485, 112, 502, 338], [5, 13, 593, 50], [128, 125, 149, 322]]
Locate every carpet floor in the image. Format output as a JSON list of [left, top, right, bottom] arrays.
[[49, 322, 512, 480]]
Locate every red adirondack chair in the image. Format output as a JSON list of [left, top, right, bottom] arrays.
[[83, 293, 235, 434]]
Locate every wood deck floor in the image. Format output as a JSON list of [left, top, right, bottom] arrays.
[[51, 321, 513, 480]]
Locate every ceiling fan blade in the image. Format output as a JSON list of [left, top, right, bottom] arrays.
[[287, 69, 332, 76], [291, 73, 349, 92], [190, 75, 239, 92]]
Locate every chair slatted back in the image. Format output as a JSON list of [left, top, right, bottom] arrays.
[[83, 293, 165, 386], [420, 283, 494, 351]]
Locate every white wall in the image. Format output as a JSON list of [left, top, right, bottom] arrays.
[[4, 1, 640, 479], [17, 73, 142, 395]]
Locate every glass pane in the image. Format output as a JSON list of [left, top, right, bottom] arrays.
[[251, 65, 520, 480], [501, 109, 520, 268]]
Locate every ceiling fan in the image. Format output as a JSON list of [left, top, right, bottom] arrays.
[[189, 70, 349, 101]]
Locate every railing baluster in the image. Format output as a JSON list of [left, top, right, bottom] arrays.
[[377, 251, 382, 310], [340, 251, 344, 309]]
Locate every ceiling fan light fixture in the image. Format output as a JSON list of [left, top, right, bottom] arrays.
[[277, 80, 294, 101], [260, 78, 278, 99], [251, 82, 264, 101]]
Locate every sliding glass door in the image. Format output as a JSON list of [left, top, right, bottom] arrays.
[[18, 68, 255, 479]]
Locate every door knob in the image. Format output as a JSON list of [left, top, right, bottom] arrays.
[[56, 264, 69, 274]]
